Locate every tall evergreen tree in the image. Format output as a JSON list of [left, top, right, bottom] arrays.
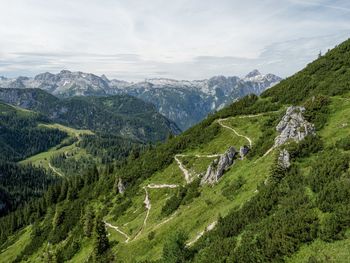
[[93, 215, 109, 258]]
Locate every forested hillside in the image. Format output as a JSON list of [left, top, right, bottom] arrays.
[[0, 103, 66, 216], [1, 38, 350, 263], [0, 103, 67, 161], [0, 89, 181, 142]]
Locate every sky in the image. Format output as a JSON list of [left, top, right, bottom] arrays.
[[0, 0, 350, 81]]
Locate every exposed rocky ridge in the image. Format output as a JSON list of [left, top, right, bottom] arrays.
[[274, 106, 316, 147], [0, 70, 281, 130], [201, 147, 237, 185], [278, 149, 291, 169]]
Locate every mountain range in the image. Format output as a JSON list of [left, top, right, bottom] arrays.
[[0, 70, 281, 129]]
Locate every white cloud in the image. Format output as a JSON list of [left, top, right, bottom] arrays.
[[0, 0, 349, 80]]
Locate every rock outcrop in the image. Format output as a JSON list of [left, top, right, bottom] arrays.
[[239, 145, 250, 159], [118, 178, 126, 194], [201, 147, 237, 185], [278, 149, 291, 169], [274, 106, 315, 147]]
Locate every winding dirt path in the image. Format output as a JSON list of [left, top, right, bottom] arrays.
[[174, 114, 271, 183], [263, 146, 275, 157], [187, 221, 217, 246], [147, 184, 178, 189], [107, 184, 179, 242], [217, 118, 253, 147], [104, 221, 131, 243], [174, 155, 192, 183], [48, 163, 64, 177], [175, 154, 221, 184], [107, 113, 271, 243], [133, 187, 151, 240]]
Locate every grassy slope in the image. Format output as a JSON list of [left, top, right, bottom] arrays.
[[284, 94, 350, 263], [2, 95, 350, 262], [66, 95, 350, 262], [20, 123, 94, 175], [64, 112, 278, 262], [0, 227, 32, 263]]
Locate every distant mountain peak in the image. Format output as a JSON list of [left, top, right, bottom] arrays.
[[60, 70, 72, 74], [101, 74, 110, 82], [245, 69, 262, 78]]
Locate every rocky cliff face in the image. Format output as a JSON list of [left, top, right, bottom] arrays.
[[274, 106, 316, 147], [201, 147, 237, 185]]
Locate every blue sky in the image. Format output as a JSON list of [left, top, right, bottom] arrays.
[[0, 0, 349, 81]]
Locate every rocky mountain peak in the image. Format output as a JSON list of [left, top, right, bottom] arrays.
[[245, 69, 261, 78], [60, 69, 72, 75], [100, 74, 110, 83]]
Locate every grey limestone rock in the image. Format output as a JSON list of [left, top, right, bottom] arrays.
[[278, 149, 291, 169], [118, 178, 126, 194], [201, 146, 237, 185], [274, 106, 315, 147], [239, 145, 250, 159]]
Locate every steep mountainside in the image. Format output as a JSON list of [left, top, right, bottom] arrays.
[[0, 70, 281, 129], [0, 103, 67, 216], [0, 102, 67, 161], [0, 88, 180, 142], [1, 39, 350, 263]]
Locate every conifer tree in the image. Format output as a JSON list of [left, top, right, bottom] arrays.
[[83, 208, 95, 237], [93, 215, 109, 259]]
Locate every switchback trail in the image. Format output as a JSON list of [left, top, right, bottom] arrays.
[[174, 155, 192, 183], [175, 113, 277, 184], [106, 184, 179, 242], [104, 221, 130, 243], [133, 187, 151, 240], [108, 113, 275, 244], [217, 118, 253, 147]]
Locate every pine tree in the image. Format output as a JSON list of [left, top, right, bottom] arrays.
[[162, 231, 188, 263], [83, 208, 95, 237], [93, 215, 109, 258]]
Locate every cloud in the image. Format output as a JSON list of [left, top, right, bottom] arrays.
[[0, 0, 349, 80]]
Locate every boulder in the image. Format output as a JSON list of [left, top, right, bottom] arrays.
[[201, 147, 237, 185], [278, 149, 291, 169], [274, 106, 315, 147], [239, 145, 250, 159], [118, 178, 126, 194]]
